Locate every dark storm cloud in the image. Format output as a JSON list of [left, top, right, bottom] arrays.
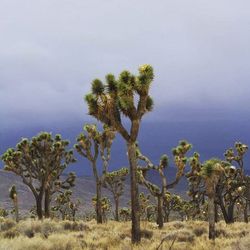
[[0, 0, 250, 130]]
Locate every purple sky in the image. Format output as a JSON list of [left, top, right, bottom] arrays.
[[0, 0, 250, 130]]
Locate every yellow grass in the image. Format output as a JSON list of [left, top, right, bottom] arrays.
[[0, 218, 250, 250]]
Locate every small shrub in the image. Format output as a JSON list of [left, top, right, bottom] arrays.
[[163, 229, 195, 243], [3, 229, 20, 239], [141, 229, 153, 239], [0, 219, 16, 231], [63, 221, 89, 231], [24, 228, 35, 238], [193, 226, 207, 236], [172, 221, 185, 229]]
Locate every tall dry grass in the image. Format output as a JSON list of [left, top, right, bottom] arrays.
[[0, 218, 250, 250]]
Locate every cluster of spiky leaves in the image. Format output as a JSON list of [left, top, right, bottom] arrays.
[[224, 142, 248, 164], [0, 207, 8, 218], [2, 132, 76, 199], [52, 190, 80, 220], [187, 142, 249, 223], [138, 192, 152, 219], [75, 124, 115, 168], [85, 65, 154, 141], [9, 185, 17, 200], [119, 207, 131, 221], [137, 140, 192, 197], [103, 167, 129, 197], [92, 196, 111, 213]]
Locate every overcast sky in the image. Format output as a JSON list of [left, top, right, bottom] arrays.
[[0, 0, 250, 131]]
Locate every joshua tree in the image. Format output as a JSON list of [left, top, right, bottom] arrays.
[[2, 132, 76, 219], [45, 171, 76, 218], [163, 193, 182, 222], [137, 140, 192, 228], [201, 159, 224, 240], [0, 208, 8, 218], [119, 207, 131, 221], [52, 190, 73, 220], [75, 124, 115, 223], [84, 64, 154, 243], [92, 196, 112, 222], [9, 185, 19, 222], [224, 142, 249, 222], [103, 167, 129, 221]]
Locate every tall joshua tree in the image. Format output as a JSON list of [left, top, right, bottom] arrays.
[[137, 140, 192, 228], [75, 124, 115, 223], [9, 185, 19, 223], [2, 132, 76, 219], [84, 65, 154, 243], [201, 159, 224, 240], [103, 167, 129, 221]]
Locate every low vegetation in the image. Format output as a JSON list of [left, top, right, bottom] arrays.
[[0, 218, 250, 250]]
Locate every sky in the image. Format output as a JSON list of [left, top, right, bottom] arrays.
[[0, 1, 250, 171]]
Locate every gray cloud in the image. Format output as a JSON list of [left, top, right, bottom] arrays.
[[0, 0, 250, 130]]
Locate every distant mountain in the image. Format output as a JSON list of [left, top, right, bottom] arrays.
[[0, 168, 187, 216]]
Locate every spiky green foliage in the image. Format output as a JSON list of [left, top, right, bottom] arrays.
[[103, 168, 129, 221], [137, 140, 192, 228], [85, 65, 154, 243], [75, 124, 115, 223], [0, 208, 8, 218], [84, 64, 154, 141], [1, 132, 76, 219], [52, 190, 80, 221], [92, 196, 111, 222]]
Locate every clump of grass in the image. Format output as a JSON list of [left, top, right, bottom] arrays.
[[3, 229, 20, 239], [193, 226, 207, 236], [141, 229, 153, 239], [162, 229, 195, 243], [62, 221, 90, 232], [0, 219, 16, 231]]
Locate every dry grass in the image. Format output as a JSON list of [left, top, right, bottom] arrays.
[[0, 218, 250, 250]]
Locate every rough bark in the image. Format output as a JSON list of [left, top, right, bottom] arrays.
[[208, 195, 215, 240], [157, 196, 164, 229], [115, 198, 119, 221], [96, 180, 103, 223], [13, 196, 19, 223], [127, 142, 141, 243], [36, 196, 43, 220], [244, 202, 248, 223], [44, 188, 50, 218]]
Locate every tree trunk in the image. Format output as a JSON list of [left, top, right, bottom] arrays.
[[214, 203, 218, 223], [164, 211, 170, 223], [157, 196, 164, 228], [127, 142, 141, 243], [244, 201, 248, 223], [208, 195, 216, 240], [36, 196, 43, 220], [96, 180, 103, 223], [44, 188, 50, 218], [227, 203, 235, 224], [218, 196, 230, 224], [115, 197, 119, 221], [13, 196, 19, 223]]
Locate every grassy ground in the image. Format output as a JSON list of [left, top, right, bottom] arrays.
[[0, 218, 250, 250]]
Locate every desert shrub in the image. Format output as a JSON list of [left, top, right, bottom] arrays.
[[0, 219, 16, 231], [3, 229, 20, 239], [62, 221, 90, 231], [171, 221, 185, 229], [24, 228, 35, 238], [163, 229, 195, 243], [193, 226, 207, 236], [141, 229, 153, 239]]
